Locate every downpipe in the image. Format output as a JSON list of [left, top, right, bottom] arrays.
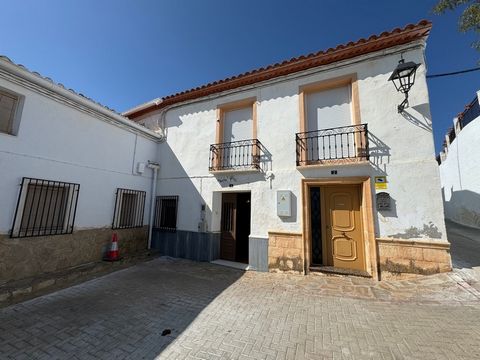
[[147, 161, 160, 250]]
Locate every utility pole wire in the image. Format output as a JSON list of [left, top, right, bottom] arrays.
[[426, 66, 480, 78]]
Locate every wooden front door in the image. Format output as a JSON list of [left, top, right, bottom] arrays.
[[220, 193, 237, 261], [323, 185, 366, 271]]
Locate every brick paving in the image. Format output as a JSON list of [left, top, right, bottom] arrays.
[[1, 257, 480, 360]]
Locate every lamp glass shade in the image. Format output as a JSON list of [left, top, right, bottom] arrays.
[[388, 61, 419, 94]]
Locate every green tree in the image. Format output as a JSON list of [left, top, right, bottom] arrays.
[[433, 0, 480, 50]]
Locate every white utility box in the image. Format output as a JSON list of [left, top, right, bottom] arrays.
[[276, 190, 292, 217], [137, 162, 146, 174]]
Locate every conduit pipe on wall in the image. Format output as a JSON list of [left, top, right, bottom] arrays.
[[147, 161, 160, 250]]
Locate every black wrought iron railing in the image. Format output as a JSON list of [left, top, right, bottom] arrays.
[[459, 97, 480, 129], [209, 139, 265, 171], [296, 124, 369, 166]]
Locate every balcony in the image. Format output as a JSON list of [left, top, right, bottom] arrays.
[[296, 124, 369, 166], [459, 97, 480, 129], [209, 139, 266, 172]]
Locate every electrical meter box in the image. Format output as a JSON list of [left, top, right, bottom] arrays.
[[276, 190, 292, 217]]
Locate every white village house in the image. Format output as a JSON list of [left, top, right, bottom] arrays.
[[0, 57, 161, 284], [1, 20, 451, 285], [438, 91, 480, 229], [125, 20, 450, 279]]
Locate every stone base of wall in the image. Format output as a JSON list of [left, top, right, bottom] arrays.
[[0, 227, 148, 284], [377, 238, 452, 280], [151, 230, 220, 262], [268, 232, 303, 274]]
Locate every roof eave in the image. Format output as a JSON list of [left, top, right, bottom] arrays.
[[126, 19, 432, 120]]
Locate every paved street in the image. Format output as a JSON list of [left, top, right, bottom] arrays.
[[1, 257, 480, 360]]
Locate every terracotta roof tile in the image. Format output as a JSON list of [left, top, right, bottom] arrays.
[[126, 20, 432, 119]]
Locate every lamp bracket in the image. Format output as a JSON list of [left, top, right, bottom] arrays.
[[398, 95, 409, 113]]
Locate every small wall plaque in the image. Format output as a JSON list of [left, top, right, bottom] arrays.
[[375, 176, 387, 189], [376, 192, 391, 211]]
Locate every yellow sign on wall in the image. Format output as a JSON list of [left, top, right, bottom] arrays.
[[374, 176, 387, 189]]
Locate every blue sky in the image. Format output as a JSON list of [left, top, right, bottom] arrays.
[[0, 0, 478, 153]]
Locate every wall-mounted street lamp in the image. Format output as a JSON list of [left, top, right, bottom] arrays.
[[388, 59, 419, 113]]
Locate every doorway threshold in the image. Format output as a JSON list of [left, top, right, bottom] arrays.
[[210, 259, 250, 271], [310, 265, 372, 278]]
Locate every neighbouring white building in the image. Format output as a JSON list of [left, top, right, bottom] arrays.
[[0, 56, 161, 283], [438, 91, 480, 229], [0, 20, 451, 285], [125, 20, 451, 279]]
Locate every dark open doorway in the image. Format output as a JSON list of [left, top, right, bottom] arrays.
[[220, 192, 251, 264], [310, 187, 322, 265]]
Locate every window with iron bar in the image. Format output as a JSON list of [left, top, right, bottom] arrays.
[[10, 177, 80, 238], [154, 196, 178, 231], [112, 188, 146, 229]]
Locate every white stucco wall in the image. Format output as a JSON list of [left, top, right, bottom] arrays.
[[0, 76, 159, 234], [439, 110, 480, 228], [139, 42, 447, 242]]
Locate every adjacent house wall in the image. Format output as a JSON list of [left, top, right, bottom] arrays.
[[0, 72, 159, 282], [139, 43, 449, 278], [439, 103, 480, 228]]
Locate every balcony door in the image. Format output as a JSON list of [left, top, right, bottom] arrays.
[[223, 106, 253, 143], [212, 100, 258, 170], [305, 84, 354, 160], [306, 84, 352, 132]]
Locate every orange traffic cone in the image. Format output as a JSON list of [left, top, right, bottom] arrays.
[[104, 233, 121, 261]]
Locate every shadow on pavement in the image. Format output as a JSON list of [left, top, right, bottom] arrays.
[[446, 219, 480, 269], [0, 257, 244, 359]]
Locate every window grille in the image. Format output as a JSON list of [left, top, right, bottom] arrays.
[[112, 188, 146, 229], [11, 177, 80, 238], [154, 196, 178, 231]]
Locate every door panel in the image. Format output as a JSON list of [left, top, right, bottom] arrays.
[[332, 236, 357, 261], [324, 185, 365, 271], [330, 193, 354, 231], [220, 193, 237, 261]]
